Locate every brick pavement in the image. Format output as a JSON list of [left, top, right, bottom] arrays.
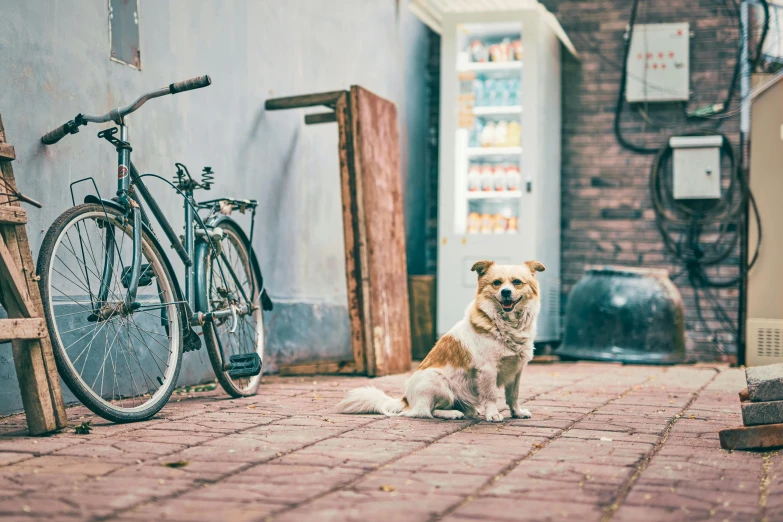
[[0, 362, 776, 521]]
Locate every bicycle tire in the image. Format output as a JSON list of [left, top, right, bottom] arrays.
[[200, 218, 265, 397], [37, 203, 184, 422]]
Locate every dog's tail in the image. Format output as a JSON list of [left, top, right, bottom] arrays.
[[334, 386, 406, 416]]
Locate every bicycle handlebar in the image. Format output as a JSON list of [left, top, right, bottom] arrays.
[[169, 75, 211, 94], [41, 75, 212, 145], [41, 123, 73, 145]]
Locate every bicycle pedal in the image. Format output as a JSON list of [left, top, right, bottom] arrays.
[[121, 264, 154, 288], [227, 353, 262, 378], [183, 326, 202, 353]]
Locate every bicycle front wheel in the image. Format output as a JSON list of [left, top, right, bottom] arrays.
[[37, 203, 184, 422], [202, 218, 265, 397]]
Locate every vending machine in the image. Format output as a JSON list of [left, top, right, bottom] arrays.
[[411, 1, 576, 341]]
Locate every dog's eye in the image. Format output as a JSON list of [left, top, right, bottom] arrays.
[[512, 279, 522, 286], [492, 280, 502, 287]]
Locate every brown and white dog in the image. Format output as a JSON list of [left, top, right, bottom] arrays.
[[335, 260, 545, 422]]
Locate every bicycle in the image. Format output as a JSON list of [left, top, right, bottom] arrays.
[[37, 75, 273, 423]]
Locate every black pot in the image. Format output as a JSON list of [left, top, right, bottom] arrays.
[[557, 266, 686, 365]]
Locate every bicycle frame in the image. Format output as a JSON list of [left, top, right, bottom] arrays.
[[93, 120, 255, 331]]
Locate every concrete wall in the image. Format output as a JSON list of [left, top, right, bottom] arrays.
[[0, 0, 429, 414]]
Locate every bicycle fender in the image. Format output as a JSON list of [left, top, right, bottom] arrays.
[[193, 237, 210, 314], [83, 194, 187, 308], [200, 215, 273, 312]]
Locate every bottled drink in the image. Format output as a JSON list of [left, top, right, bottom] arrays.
[[480, 122, 496, 147], [493, 165, 507, 191], [480, 165, 494, 191], [467, 165, 481, 192], [507, 165, 521, 192], [494, 121, 508, 147]]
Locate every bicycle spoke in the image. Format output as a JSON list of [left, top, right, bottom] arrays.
[[43, 206, 182, 417]]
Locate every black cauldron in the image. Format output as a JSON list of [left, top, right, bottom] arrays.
[[557, 266, 686, 365]]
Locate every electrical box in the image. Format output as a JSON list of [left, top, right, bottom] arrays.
[[670, 135, 722, 200], [626, 22, 690, 103]]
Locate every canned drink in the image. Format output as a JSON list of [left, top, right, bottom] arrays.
[[480, 213, 494, 234], [494, 214, 508, 234], [467, 212, 481, 234]]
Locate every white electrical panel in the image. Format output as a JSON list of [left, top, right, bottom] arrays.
[[626, 22, 690, 102], [670, 135, 722, 200]]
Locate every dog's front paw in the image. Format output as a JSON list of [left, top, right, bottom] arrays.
[[485, 411, 504, 422], [512, 408, 532, 419]]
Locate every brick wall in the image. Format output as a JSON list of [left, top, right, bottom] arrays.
[[425, 1, 743, 361]]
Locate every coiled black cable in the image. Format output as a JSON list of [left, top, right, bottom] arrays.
[[649, 133, 761, 288]]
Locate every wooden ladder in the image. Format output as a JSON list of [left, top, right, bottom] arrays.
[[0, 114, 68, 435]]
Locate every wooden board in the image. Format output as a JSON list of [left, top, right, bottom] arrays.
[[719, 423, 783, 451], [0, 318, 47, 342], [409, 275, 436, 360], [0, 206, 27, 225], [263, 88, 412, 378], [335, 92, 366, 375], [0, 114, 68, 435], [349, 86, 411, 376], [278, 360, 359, 376]]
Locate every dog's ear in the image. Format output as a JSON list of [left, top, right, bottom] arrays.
[[471, 260, 495, 277], [525, 260, 546, 274]]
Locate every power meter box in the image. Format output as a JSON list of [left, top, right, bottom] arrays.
[[670, 135, 722, 200], [626, 22, 690, 103]]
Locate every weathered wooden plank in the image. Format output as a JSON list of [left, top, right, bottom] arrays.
[[278, 360, 358, 376], [720, 423, 783, 451], [0, 232, 33, 318], [347, 88, 375, 376], [0, 206, 27, 225], [265, 91, 344, 111], [304, 112, 337, 125], [0, 114, 68, 433], [0, 143, 15, 161], [409, 275, 436, 361], [0, 318, 47, 342], [350, 86, 411, 377], [335, 92, 366, 374]]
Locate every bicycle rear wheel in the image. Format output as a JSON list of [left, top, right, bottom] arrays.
[[37, 203, 184, 422], [201, 218, 265, 397]]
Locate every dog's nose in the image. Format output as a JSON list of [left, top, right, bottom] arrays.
[[501, 288, 512, 298]]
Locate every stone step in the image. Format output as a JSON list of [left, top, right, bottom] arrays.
[[746, 363, 783, 402], [741, 397, 783, 426]]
